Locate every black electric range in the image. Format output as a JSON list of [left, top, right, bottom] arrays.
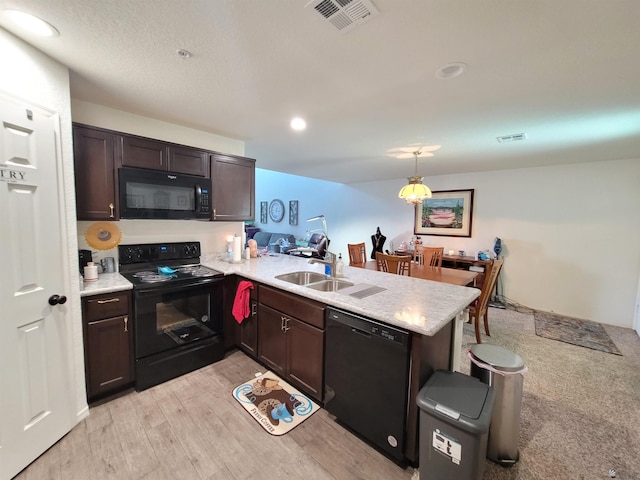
[[117, 241, 225, 391]]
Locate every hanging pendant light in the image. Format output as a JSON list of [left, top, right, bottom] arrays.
[[398, 150, 432, 205]]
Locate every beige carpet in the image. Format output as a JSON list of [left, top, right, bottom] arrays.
[[459, 307, 640, 480]]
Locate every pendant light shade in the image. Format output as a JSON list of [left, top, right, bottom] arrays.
[[398, 177, 432, 204], [398, 150, 432, 205]]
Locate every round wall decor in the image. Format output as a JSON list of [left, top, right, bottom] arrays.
[[269, 199, 285, 222]]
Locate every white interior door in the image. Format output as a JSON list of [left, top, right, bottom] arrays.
[[0, 96, 75, 479]]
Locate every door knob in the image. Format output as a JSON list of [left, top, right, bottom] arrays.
[[48, 294, 67, 306]]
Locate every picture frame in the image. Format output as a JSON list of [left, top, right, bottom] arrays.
[[260, 201, 268, 224], [414, 189, 474, 237], [289, 200, 298, 225]]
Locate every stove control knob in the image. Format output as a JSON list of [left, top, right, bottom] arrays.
[[122, 247, 143, 262], [184, 244, 198, 256]]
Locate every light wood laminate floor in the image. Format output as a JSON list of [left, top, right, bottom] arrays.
[[14, 350, 415, 480]]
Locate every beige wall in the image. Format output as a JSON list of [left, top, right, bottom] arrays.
[[71, 99, 244, 155], [257, 158, 640, 328]]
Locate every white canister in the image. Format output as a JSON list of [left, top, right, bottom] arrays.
[[84, 262, 98, 282]]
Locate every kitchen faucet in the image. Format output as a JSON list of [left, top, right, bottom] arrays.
[[308, 249, 337, 277], [305, 214, 336, 275]]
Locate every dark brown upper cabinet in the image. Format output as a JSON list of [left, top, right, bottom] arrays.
[[121, 135, 167, 171], [211, 153, 255, 221], [73, 124, 119, 220], [168, 146, 209, 177], [121, 136, 209, 177]]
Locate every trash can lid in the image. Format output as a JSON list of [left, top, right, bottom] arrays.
[[470, 344, 524, 372], [417, 370, 492, 421]]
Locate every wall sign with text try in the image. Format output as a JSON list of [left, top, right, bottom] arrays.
[[0, 165, 27, 182]]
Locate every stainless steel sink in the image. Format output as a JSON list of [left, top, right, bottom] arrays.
[[275, 271, 328, 285], [306, 279, 354, 292]]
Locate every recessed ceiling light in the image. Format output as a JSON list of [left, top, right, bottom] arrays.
[[290, 117, 307, 131], [435, 62, 467, 80], [3, 10, 59, 37]]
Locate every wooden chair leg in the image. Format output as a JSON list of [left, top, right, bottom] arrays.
[[483, 309, 491, 337], [474, 314, 482, 344]]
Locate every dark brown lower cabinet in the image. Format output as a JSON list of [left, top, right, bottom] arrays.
[[257, 304, 288, 376], [257, 285, 325, 401], [82, 291, 133, 401], [239, 297, 258, 357]]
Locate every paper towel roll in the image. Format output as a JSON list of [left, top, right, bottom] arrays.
[[233, 235, 242, 262]]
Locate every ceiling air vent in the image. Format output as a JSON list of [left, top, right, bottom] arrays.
[[305, 0, 379, 33], [497, 133, 527, 143]]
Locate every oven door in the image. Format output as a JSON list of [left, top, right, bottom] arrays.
[[134, 280, 223, 359]]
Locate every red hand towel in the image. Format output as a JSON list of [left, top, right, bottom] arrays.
[[232, 280, 254, 323]]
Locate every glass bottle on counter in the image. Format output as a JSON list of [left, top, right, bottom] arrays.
[[336, 253, 344, 277]]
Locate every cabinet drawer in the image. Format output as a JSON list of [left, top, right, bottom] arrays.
[[85, 292, 130, 321], [259, 285, 324, 329]]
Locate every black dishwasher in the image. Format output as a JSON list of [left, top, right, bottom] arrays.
[[324, 307, 410, 462]]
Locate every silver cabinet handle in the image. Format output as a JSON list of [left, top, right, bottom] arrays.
[[97, 298, 120, 304], [109, 202, 114, 218], [123, 316, 128, 332]]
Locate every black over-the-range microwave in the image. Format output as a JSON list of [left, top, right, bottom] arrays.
[[118, 167, 212, 220]]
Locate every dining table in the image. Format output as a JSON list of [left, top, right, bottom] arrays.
[[363, 260, 479, 287]]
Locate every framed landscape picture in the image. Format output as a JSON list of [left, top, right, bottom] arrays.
[[414, 189, 474, 237]]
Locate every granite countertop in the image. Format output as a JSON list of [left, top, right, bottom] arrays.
[[80, 272, 133, 297], [201, 253, 479, 337], [78, 254, 479, 336]]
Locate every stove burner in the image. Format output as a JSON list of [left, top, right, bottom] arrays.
[[176, 266, 216, 277], [133, 271, 156, 277], [138, 274, 173, 283]]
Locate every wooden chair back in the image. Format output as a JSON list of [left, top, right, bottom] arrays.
[[375, 251, 412, 276], [469, 258, 505, 343], [347, 242, 367, 267], [415, 246, 444, 267]]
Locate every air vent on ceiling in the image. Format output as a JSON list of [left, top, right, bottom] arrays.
[[305, 0, 379, 33], [497, 133, 527, 143]]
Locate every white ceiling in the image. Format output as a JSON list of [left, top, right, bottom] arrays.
[[2, 0, 639, 184]]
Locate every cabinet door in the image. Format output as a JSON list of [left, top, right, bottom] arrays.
[[257, 304, 286, 375], [211, 153, 255, 221], [168, 146, 209, 177], [239, 299, 258, 357], [73, 125, 118, 220], [287, 317, 324, 400], [85, 315, 132, 399], [121, 135, 167, 170]]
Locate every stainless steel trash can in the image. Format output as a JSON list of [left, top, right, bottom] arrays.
[[469, 344, 527, 466], [416, 370, 495, 480]]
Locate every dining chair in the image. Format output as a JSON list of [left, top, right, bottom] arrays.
[[415, 246, 444, 267], [468, 258, 504, 343], [375, 251, 412, 276], [347, 242, 367, 267]]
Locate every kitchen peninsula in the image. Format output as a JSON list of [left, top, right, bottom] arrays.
[[205, 253, 479, 336], [202, 252, 480, 463]]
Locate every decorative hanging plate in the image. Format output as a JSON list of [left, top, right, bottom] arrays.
[[84, 222, 122, 250]]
